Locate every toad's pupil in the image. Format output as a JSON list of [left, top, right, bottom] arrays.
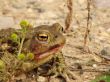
[[39, 36, 48, 39]]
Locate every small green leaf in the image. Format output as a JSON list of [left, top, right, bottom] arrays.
[[10, 33, 18, 42], [17, 53, 26, 60], [27, 53, 34, 60], [91, 74, 110, 82], [20, 20, 31, 29], [0, 60, 5, 69]]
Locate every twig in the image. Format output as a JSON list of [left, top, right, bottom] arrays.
[[70, 67, 110, 73], [18, 36, 25, 55], [65, 0, 73, 32], [18, 28, 27, 55], [64, 55, 84, 61], [83, 0, 92, 51]]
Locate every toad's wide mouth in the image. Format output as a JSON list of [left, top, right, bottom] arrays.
[[35, 44, 64, 60]]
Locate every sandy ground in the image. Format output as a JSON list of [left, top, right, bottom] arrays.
[[0, 0, 110, 82]]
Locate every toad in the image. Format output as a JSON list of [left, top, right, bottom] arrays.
[[0, 23, 74, 82]]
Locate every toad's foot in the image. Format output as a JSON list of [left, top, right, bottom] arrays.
[[47, 52, 77, 82], [47, 66, 76, 82]]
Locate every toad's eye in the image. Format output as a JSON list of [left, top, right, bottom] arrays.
[[52, 23, 64, 32], [59, 26, 64, 32], [37, 33, 48, 41]]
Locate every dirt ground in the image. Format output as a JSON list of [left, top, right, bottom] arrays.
[[0, 0, 110, 82]]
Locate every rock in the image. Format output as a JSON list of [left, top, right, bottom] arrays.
[[94, 0, 110, 8], [37, 76, 46, 82], [11, 0, 27, 9], [100, 47, 110, 60], [78, 0, 86, 4], [37, 0, 54, 3], [0, 16, 15, 29], [26, 0, 37, 3]]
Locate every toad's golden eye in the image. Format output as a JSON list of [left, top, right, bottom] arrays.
[[37, 33, 48, 41]]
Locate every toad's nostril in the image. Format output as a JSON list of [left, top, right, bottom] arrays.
[[55, 35, 58, 38]]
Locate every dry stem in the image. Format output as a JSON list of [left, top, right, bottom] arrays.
[[65, 0, 73, 32], [83, 0, 92, 51]]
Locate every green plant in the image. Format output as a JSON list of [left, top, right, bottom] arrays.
[[18, 20, 32, 55], [10, 33, 19, 44], [17, 53, 26, 60], [20, 20, 32, 29], [27, 53, 34, 60], [91, 74, 110, 82], [0, 60, 5, 71]]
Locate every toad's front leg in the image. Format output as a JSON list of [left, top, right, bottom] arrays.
[[47, 52, 76, 82]]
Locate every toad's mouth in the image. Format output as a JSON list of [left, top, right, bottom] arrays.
[[35, 44, 64, 60]]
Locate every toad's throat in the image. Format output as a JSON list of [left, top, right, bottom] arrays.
[[35, 44, 64, 59]]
